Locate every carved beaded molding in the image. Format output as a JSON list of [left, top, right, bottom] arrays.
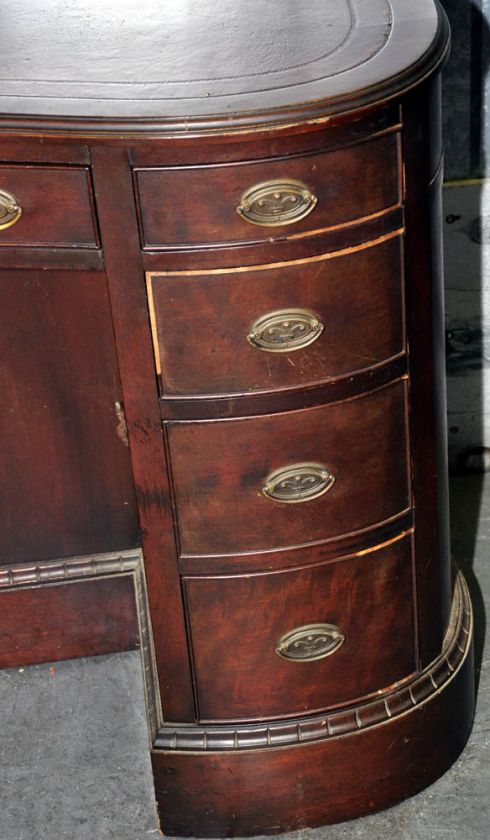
[[154, 572, 472, 752], [0, 550, 141, 588], [0, 554, 471, 754], [0, 549, 163, 740]]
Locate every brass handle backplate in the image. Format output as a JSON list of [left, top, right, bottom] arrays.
[[237, 178, 318, 227], [262, 462, 335, 503], [248, 308, 324, 353], [276, 623, 345, 662], [0, 189, 22, 231]]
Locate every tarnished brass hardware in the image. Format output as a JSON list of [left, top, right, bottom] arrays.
[[276, 623, 345, 662], [0, 189, 22, 231], [248, 308, 324, 353], [236, 178, 318, 226], [262, 462, 335, 503]]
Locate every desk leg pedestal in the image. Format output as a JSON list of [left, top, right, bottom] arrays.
[[152, 572, 474, 837]]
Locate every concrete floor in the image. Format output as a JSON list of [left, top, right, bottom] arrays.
[[0, 475, 488, 840]]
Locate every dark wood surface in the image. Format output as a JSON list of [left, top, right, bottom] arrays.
[[129, 105, 401, 167], [0, 137, 90, 164], [0, 2, 472, 836], [403, 78, 452, 665], [148, 234, 404, 398], [177, 513, 413, 576], [142, 205, 404, 273], [136, 133, 400, 249], [0, 576, 139, 668], [0, 0, 447, 134], [159, 356, 408, 423], [167, 380, 410, 557], [90, 146, 196, 722], [0, 166, 98, 247], [0, 246, 103, 272], [153, 630, 473, 837], [0, 268, 139, 564], [185, 535, 415, 721]]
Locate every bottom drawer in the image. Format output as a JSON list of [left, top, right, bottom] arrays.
[[184, 534, 415, 721]]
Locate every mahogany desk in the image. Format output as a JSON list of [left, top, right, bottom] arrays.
[[0, 1, 474, 835]]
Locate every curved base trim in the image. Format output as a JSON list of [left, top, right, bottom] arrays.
[[157, 572, 471, 751], [152, 572, 475, 836]]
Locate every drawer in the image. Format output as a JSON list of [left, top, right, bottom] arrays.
[[135, 133, 400, 249], [147, 234, 404, 397], [0, 166, 98, 247], [184, 535, 415, 721], [167, 380, 410, 556]]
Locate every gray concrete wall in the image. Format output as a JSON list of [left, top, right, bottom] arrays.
[[441, 1, 490, 470]]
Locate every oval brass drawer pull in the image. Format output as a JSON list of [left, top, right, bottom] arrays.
[[276, 623, 345, 662], [237, 178, 318, 226], [248, 308, 323, 353], [262, 462, 335, 503], [0, 189, 22, 231]]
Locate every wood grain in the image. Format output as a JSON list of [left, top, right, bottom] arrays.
[[0, 576, 139, 668], [0, 166, 98, 247], [90, 147, 196, 721], [147, 234, 404, 397], [0, 269, 139, 565], [136, 134, 400, 249], [0, 3, 468, 836], [184, 535, 415, 721], [153, 574, 474, 836], [167, 380, 410, 557]]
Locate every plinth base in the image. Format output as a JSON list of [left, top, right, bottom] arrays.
[[152, 572, 474, 837]]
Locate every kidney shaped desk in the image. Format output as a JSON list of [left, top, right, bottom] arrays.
[[0, 1, 474, 836]]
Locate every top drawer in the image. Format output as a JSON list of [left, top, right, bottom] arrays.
[[135, 133, 400, 250], [0, 166, 98, 248]]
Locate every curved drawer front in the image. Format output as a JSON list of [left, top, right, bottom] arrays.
[[135, 133, 400, 249], [0, 166, 98, 247], [147, 234, 404, 397], [184, 534, 415, 721], [167, 380, 410, 556]]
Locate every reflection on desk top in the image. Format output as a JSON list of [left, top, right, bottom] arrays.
[[0, 0, 449, 135]]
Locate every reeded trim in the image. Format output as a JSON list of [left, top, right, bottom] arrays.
[[0, 549, 140, 588], [154, 571, 471, 752], [0, 549, 163, 739]]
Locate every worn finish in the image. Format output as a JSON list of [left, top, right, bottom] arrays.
[[147, 234, 404, 398], [0, 0, 448, 131], [2, 475, 489, 840], [185, 535, 415, 721], [0, 577, 138, 669], [403, 80, 452, 665], [0, 166, 98, 246], [0, 268, 139, 564], [157, 569, 472, 750], [154, 574, 474, 836], [90, 147, 196, 722], [136, 133, 400, 249], [167, 381, 410, 557], [0, 546, 163, 740], [154, 645, 473, 837], [0, 1, 474, 836]]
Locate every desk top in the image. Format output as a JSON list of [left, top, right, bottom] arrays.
[[0, 0, 449, 136]]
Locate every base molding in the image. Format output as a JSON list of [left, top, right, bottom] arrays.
[[0, 548, 162, 738], [152, 572, 475, 837]]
